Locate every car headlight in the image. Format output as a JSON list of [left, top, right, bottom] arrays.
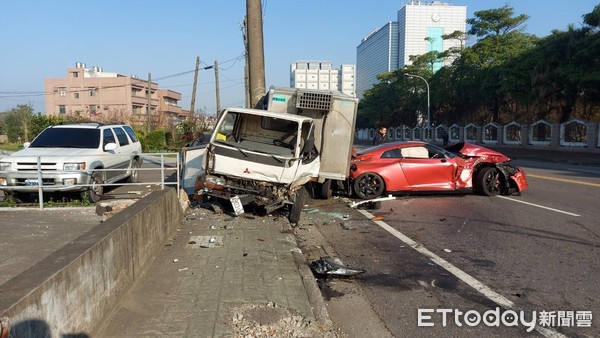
[[64, 162, 86, 171], [0, 162, 11, 171], [203, 175, 226, 190]]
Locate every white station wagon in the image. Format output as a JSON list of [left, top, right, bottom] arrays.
[[0, 122, 142, 202]]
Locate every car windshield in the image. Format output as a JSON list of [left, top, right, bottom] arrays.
[[29, 128, 100, 148]]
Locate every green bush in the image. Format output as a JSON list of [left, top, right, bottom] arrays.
[[143, 129, 166, 152]]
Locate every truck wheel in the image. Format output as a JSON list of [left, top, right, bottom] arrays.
[[288, 186, 306, 224], [319, 180, 332, 199], [82, 171, 104, 203]]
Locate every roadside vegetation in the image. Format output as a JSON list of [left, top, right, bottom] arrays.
[[358, 4, 600, 128], [0, 105, 212, 152]]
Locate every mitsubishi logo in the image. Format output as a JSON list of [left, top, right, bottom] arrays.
[[243, 168, 250, 174]]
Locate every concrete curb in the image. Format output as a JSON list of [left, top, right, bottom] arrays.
[[285, 221, 334, 328]]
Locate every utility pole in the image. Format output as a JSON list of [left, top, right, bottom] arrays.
[[243, 16, 250, 108], [246, 0, 266, 108], [190, 56, 200, 116], [147, 73, 151, 133], [214, 60, 221, 118]]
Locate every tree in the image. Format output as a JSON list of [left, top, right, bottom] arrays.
[[467, 6, 529, 38], [4, 105, 33, 143], [29, 113, 65, 140], [583, 4, 600, 29]]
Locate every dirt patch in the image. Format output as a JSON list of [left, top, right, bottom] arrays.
[[230, 302, 340, 337]]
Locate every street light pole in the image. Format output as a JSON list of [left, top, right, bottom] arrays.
[[405, 73, 430, 139]]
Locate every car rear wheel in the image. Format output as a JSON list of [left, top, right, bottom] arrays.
[[127, 160, 139, 183], [476, 167, 505, 196], [82, 171, 104, 203], [353, 173, 385, 199]]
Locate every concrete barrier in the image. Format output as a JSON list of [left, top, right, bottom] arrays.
[[0, 188, 185, 337]]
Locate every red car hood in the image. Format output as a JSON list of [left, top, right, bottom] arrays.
[[446, 142, 510, 163]]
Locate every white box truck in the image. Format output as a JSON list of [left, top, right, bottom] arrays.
[[194, 87, 357, 223]]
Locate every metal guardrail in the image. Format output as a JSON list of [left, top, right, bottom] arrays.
[[0, 152, 180, 209]]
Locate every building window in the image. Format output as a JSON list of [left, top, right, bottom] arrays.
[[89, 105, 97, 113], [59, 88, 66, 97], [59, 105, 66, 114], [88, 88, 96, 96], [132, 88, 141, 97], [71, 71, 79, 78], [74, 92, 79, 99]]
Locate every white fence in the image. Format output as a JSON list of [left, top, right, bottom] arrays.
[[357, 119, 600, 151]]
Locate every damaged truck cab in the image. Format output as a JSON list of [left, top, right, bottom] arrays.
[[196, 87, 357, 223]]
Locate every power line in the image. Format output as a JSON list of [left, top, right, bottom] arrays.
[[0, 52, 246, 100]]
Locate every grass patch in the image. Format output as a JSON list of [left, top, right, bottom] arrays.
[[0, 143, 23, 152], [0, 193, 93, 208]]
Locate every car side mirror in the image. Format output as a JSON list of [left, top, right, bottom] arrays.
[[104, 142, 117, 151]]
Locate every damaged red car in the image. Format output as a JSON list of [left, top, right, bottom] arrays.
[[350, 141, 528, 199]]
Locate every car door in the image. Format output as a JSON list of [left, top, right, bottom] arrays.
[[110, 127, 131, 179], [399, 145, 457, 191], [102, 128, 123, 181]]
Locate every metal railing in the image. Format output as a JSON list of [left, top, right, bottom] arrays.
[[0, 152, 180, 209]]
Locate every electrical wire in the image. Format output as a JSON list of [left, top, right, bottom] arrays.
[[0, 52, 246, 101]]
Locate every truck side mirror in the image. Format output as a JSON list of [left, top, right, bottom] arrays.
[[302, 136, 315, 155]]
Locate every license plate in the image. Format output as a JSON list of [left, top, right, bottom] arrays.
[[25, 179, 39, 186], [230, 195, 245, 216]]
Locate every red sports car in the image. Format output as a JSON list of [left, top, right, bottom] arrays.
[[350, 141, 528, 199]]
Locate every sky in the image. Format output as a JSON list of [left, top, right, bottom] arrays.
[[0, 1, 597, 115]]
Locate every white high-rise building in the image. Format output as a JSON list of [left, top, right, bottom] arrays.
[[356, 22, 398, 100], [356, 1, 466, 99], [398, 1, 466, 70], [290, 61, 356, 97]]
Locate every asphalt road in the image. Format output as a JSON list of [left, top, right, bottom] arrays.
[[306, 159, 600, 337]]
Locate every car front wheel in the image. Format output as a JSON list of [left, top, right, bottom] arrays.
[[353, 173, 385, 199], [82, 171, 104, 203], [476, 167, 505, 196]]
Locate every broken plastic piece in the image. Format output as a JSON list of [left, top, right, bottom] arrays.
[[349, 195, 395, 208], [309, 257, 365, 276]]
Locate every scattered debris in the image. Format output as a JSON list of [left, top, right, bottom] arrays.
[[349, 195, 395, 209], [178, 267, 188, 272], [372, 215, 384, 221], [210, 203, 223, 214], [309, 257, 365, 276], [230, 302, 339, 338], [443, 249, 452, 253], [340, 222, 355, 230], [173, 259, 179, 263], [1, 317, 10, 338]]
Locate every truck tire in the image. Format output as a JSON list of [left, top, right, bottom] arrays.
[[288, 186, 306, 224], [319, 179, 332, 199]]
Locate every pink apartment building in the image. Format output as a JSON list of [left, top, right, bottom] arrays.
[[44, 63, 188, 126]]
